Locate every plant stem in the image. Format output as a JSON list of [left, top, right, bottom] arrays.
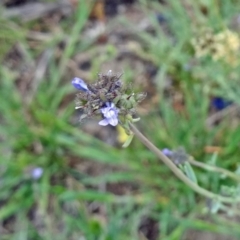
[[188, 157, 240, 182], [129, 123, 240, 204]]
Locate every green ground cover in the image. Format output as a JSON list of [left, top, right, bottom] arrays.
[[1, 0, 240, 239]]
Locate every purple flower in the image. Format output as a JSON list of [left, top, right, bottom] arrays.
[[99, 102, 119, 126], [72, 77, 89, 92], [31, 167, 43, 180], [162, 148, 173, 157], [211, 97, 232, 110]]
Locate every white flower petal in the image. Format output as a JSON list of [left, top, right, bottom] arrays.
[[99, 119, 109, 126], [104, 109, 115, 118], [105, 102, 111, 107], [110, 102, 114, 108], [109, 117, 118, 126], [101, 107, 109, 114]]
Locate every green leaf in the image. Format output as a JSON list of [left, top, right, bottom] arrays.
[[59, 190, 115, 202], [183, 162, 198, 184], [122, 134, 134, 148]]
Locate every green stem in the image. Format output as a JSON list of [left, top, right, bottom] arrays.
[[129, 123, 240, 204], [188, 157, 240, 182]]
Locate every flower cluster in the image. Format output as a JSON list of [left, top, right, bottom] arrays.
[[72, 71, 146, 127], [191, 28, 240, 65]]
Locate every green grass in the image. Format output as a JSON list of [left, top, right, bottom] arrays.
[[1, 0, 240, 239]]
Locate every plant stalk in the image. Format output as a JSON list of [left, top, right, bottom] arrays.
[[129, 123, 240, 204]]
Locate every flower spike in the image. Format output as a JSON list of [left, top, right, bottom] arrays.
[[71, 71, 146, 127]]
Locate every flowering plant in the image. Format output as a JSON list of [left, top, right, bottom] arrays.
[[72, 70, 240, 215], [72, 70, 146, 131]]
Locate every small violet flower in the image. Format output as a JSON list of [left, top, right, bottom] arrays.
[[162, 148, 173, 157], [72, 77, 89, 92], [31, 167, 43, 180], [212, 97, 232, 110], [99, 102, 119, 126]]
